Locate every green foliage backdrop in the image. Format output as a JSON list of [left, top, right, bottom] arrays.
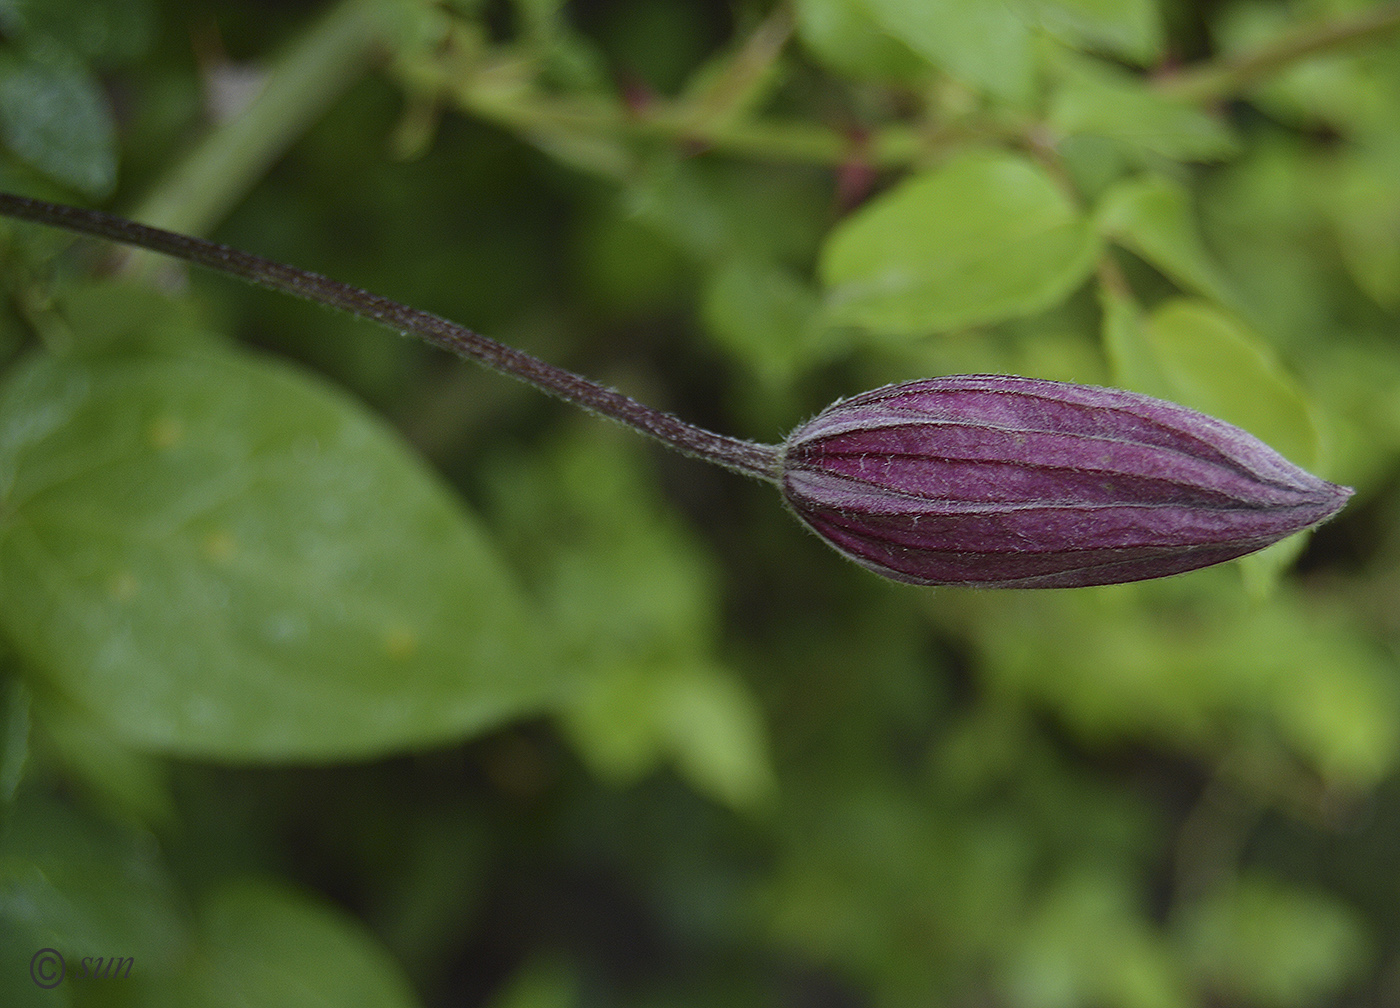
[[1, 0, 1398, 1005]]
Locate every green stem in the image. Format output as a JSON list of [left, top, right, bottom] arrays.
[[672, 6, 793, 134], [0, 193, 782, 483], [459, 2, 1400, 166], [457, 87, 946, 170], [1160, 2, 1400, 104], [125, 0, 390, 253]]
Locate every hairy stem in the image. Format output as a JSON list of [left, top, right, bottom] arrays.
[[0, 193, 781, 483]]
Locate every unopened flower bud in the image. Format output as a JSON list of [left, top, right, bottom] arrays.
[[779, 375, 1352, 588]]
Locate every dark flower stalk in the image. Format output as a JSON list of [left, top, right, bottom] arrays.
[[0, 193, 1352, 588], [0, 193, 777, 483]]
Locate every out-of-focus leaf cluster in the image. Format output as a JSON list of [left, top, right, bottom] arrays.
[[2, 0, 1398, 1005]]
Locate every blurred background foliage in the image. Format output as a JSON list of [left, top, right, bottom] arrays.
[[1, 0, 1399, 1005]]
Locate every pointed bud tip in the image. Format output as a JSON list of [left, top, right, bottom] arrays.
[[780, 375, 1351, 588]]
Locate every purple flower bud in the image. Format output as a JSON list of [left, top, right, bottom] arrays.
[[779, 376, 1352, 588]]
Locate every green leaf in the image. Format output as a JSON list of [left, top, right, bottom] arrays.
[[1210, 1, 1400, 140], [0, 677, 29, 811], [146, 879, 420, 1008], [1266, 642, 1400, 788], [1008, 869, 1193, 1008], [821, 151, 1100, 335], [487, 421, 720, 652], [860, 0, 1034, 103], [0, 345, 556, 762], [628, 154, 829, 269], [487, 958, 579, 1008], [1178, 877, 1370, 1008], [0, 0, 155, 67], [484, 421, 775, 809], [0, 795, 188, 991], [1317, 147, 1400, 311], [1024, 0, 1163, 64], [1099, 284, 1170, 394], [0, 46, 116, 197], [701, 258, 826, 383], [32, 698, 175, 830], [53, 280, 217, 357], [571, 202, 687, 317], [562, 660, 775, 810], [1136, 299, 1320, 470], [794, 0, 929, 81], [655, 661, 775, 810], [1049, 59, 1239, 162], [945, 583, 1399, 788], [1097, 176, 1236, 305]]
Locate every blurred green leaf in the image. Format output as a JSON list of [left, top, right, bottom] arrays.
[[486, 957, 578, 1008], [0, 677, 28, 811], [52, 281, 217, 357], [1198, 140, 1334, 343], [485, 422, 775, 810], [487, 421, 718, 650], [509, 0, 566, 42], [571, 201, 688, 317], [0, 795, 187, 993], [1177, 877, 1370, 1008], [0, 45, 116, 197], [1137, 298, 1320, 470], [0, 345, 557, 761], [938, 582, 1399, 790], [146, 878, 419, 1008], [564, 659, 775, 810], [765, 783, 1044, 1004], [586, 0, 715, 94], [861, 0, 1035, 103], [1309, 341, 1400, 495], [1007, 868, 1192, 1008], [1211, 0, 1400, 140], [1097, 174, 1236, 305], [627, 154, 829, 269], [657, 662, 775, 810], [31, 698, 174, 830], [559, 662, 670, 783], [701, 257, 825, 383], [1316, 146, 1400, 311], [821, 151, 1100, 335], [1050, 59, 1239, 162], [1265, 645, 1400, 788], [0, 0, 155, 67], [1100, 283, 1169, 393], [793, 0, 929, 81], [1025, 0, 1164, 64]]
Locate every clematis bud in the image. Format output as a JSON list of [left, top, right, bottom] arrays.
[[0, 196, 1356, 590], [779, 375, 1352, 588]]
